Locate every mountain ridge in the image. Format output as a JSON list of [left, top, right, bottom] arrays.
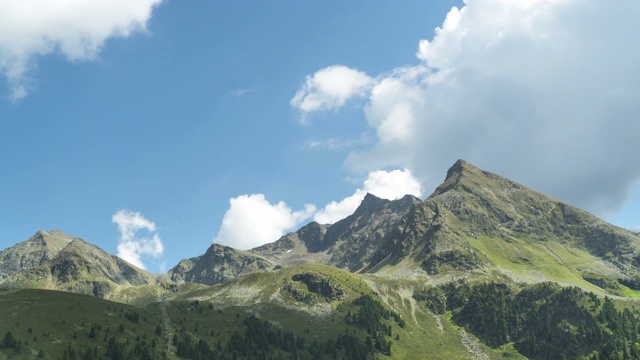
[[3, 159, 640, 298], [0, 229, 75, 283], [0, 231, 159, 298], [4, 159, 640, 359]]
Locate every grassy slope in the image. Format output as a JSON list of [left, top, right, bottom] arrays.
[[2, 261, 639, 359], [469, 235, 640, 298], [0, 265, 509, 360]]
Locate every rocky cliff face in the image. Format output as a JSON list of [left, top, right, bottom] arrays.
[[0, 230, 74, 283], [168, 243, 274, 285], [250, 222, 330, 266], [250, 193, 421, 272]]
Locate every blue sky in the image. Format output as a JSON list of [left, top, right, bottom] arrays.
[[1, 0, 639, 273]]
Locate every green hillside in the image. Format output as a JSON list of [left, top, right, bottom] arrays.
[[4, 264, 640, 359]]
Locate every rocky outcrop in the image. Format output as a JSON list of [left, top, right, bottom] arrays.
[[0, 230, 73, 283], [250, 194, 420, 272], [168, 243, 274, 286], [1, 233, 158, 298]]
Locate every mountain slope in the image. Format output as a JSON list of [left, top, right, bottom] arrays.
[[2, 163, 640, 300], [1, 234, 158, 298], [251, 194, 421, 272], [168, 243, 274, 285], [0, 230, 74, 283], [176, 160, 640, 293], [367, 160, 640, 293]]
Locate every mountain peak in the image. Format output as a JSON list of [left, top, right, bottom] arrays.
[[0, 230, 78, 283], [360, 192, 385, 206], [430, 159, 484, 197], [446, 159, 475, 175]]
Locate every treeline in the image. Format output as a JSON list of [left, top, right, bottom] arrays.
[[415, 280, 640, 359], [1, 293, 402, 360], [1, 328, 164, 360], [345, 294, 405, 356], [169, 314, 377, 360]]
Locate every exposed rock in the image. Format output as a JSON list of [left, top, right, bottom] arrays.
[[168, 243, 273, 286], [1, 233, 157, 298], [0, 230, 74, 283], [4, 159, 640, 301], [284, 272, 346, 303], [251, 194, 420, 272]]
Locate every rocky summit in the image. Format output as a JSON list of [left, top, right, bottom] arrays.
[[2, 160, 640, 360]]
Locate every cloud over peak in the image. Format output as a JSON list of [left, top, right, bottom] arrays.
[[214, 194, 316, 250], [314, 169, 422, 224], [214, 169, 422, 249], [294, 0, 640, 216], [112, 209, 164, 270]]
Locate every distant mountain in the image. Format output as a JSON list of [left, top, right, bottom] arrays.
[[0, 231, 158, 298], [168, 243, 274, 285], [169, 160, 640, 290], [0, 230, 74, 283], [4, 160, 640, 359], [4, 160, 640, 295], [251, 194, 420, 272]]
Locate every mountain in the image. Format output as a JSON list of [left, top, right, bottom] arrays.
[[168, 243, 274, 285], [5, 160, 640, 296], [370, 160, 640, 291], [0, 231, 158, 298], [251, 193, 420, 272], [166, 193, 421, 287], [168, 159, 640, 294], [4, 159, 640, 359], [0, 230, 74, 283]]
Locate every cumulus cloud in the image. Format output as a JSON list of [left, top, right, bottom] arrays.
[[0, 0, 162, 100], [112, 209, 164, 270], [297, 0, 640, 216], [314, 169, 422, 224], [291, 65, 373, 121], [214, 194, 316, 250]]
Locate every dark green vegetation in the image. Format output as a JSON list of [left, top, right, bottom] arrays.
[[4, 160, 640, 359], [0, 289, 167, 360], [0, 284, 403, 360], [415, 280, 640, 359]]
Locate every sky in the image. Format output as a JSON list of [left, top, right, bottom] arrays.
[[1, 0, 639, 273]]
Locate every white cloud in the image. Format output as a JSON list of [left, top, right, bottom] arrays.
[[314, 169, 422, 224], [112, 209, 164, 270], [314, 190, 367, 225], [0, 0, 162, 100], [214, 194, 316, 250], [290, 65, 373, 121], [298, 0, 640, 216]]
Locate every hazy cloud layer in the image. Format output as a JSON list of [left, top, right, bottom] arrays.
[[0, 0, 162, 100], [112, 209, 164, 270], [214, 194, 316, 250], [295, 0, 640, 216], [314, 169, 422, 224]]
